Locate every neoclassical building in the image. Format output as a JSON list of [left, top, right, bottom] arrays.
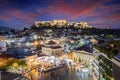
[[72, 50, 94, 64], [42, 40, 62, 56]]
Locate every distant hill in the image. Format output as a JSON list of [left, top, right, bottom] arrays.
[[0, 26, 12, 32]]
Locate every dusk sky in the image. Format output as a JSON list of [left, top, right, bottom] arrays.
[[0, 0, 120, 29]]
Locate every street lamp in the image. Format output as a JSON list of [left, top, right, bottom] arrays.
[[34, 41, 38, 46]]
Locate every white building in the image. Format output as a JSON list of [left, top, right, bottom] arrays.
[[92, 48, 100, 79], [25, 54, 38, 65], [0, 41, 7, 51], [42, 40, 62, 56], [42, 46, 62, 56], [73, 50, 93, 64]]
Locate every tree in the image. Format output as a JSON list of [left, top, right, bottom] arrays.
[[18, 60, 27, 67], [30, 24, 37, 30], [11, 42, 16, 47], [12, 63, 18, 69], [0, 59, 27, 71], [36, 44, 44, 50], [10, 29, 16, 34]]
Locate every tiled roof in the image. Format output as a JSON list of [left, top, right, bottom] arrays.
[[46, 40, 57, 45]]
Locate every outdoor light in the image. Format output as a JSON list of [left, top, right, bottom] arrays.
[[26, 42, 30, 46], [34, 41, 38, 46], [34, 35, 38, 39]]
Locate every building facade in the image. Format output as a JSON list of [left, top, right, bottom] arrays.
[[42, 40, 62, 56], [112, 54, 120, 80], [25, 54, 38, 66], [99, 53, 114, 80], [72, 50, 94, 64], [92, 48, 100, 80], [0, 41, 7, 52], [52, 20, 67, 25], [42, 46, 62, 56]]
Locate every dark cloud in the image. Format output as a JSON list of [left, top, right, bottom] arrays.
[[0, 0, 120, 28]]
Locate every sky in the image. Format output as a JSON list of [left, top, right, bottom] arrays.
[[0, 0, 120, 29]]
